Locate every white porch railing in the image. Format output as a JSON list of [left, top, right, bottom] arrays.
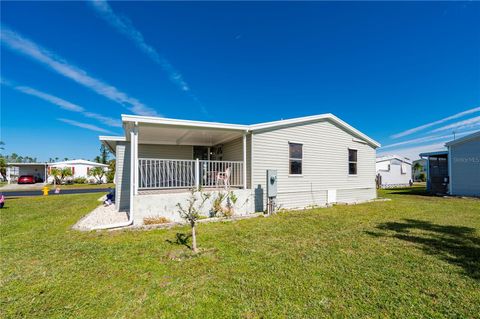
[[138, 158, 244, 190]]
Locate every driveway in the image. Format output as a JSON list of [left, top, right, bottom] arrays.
[[0, 183, 45, 191]]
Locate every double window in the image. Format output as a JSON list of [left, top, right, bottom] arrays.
[[348, 149, 357, 175], [289, 142, 303, 175]]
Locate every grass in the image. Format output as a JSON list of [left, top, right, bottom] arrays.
[[0, 183, 114, 191], [1, 186, 479, 318], [51, 182, 114, 190]]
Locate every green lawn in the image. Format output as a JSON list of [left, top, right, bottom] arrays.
[[1, 187, 479, 318], [51, 182, 114, 190]]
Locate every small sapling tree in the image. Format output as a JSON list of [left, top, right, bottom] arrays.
[[176, 188, 208, 253]]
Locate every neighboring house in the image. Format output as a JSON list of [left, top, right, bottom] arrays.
[[375, 155, 412, 188], [446, 131, 480, 197], [100, 113, 380, 227], [412, 159, 427, 182], [420, 130, 480, 197], [47, 159, 109, 184], [6, 163, 49, 183]]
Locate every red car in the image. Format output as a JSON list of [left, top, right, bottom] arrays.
[[18, 175, 36, 184]]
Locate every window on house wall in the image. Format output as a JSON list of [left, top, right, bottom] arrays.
[[289, 143, 303, 175], [348, 149, 357, 175]]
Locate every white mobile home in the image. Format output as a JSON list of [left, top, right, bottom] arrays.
[[446, 131, 480, 197], [376, 155, 412, 188], [47, 159, 109, 184], [100, 113, 380, 226]]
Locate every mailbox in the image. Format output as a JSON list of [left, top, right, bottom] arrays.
[[266, 169, 277, 197]]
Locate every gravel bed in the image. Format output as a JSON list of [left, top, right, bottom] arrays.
[[73, 204, 128, 231]]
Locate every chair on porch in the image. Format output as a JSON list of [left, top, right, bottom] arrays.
[[216, 167, 231, 189]]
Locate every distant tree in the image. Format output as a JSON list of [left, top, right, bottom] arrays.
[[0, 157, 6, 180], [93, 156, 102, 163], [0, 141, 4, 151], [64, 157, 69, 161], [99, 144, 109, 164], [88, 167, 105, 184], [50, 167, 72, 184], [413, 162, 423, 173], [106, 159, 115, 183]]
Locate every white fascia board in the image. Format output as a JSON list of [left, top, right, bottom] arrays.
[[120, 113, 380, 148], [99, 135, 126, 142], [445, 131, 480, 147], [122, 114, 249, 131], [250, 113, 381, 148]]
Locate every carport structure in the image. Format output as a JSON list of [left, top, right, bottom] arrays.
[[6, 163, 49, 184]]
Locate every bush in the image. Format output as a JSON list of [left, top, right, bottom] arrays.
[[418, 173, 426, 182], [73, 177, 87, 184], [143, 216, 171, 225]]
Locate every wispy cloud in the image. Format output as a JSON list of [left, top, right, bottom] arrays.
[[430, 116, 480, 134], [390, 106, 480, 139], [89, 0, 189, 91], [58, 118, 114, 134], [380, 129, 478, 150], [89, 0, 208, 115], [377, 142, 447, 161], [0, 24, 158, 116], [1, 78, 121, 128]]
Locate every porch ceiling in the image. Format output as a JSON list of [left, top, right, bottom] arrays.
[[137, 123, 244, 146]]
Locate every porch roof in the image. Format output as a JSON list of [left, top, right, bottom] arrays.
[[122, 115, 248, 146]]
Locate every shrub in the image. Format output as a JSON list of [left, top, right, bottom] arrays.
[[73, 177, 87, 184], [418, 173, 426, 182], [143, 216, 171, 225]]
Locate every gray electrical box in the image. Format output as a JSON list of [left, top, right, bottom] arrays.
[[266, 169, 278, 197]]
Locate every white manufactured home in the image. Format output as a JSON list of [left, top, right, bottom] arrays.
[[100, 113, 380, 226], [376, 155, 412, 188], [46, 159, 109, 184], [446, 131, 480, 197]]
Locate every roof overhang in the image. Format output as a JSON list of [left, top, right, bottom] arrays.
[[118, 113, 380, 148], [7, 163, 48, 166], [122, 115, 249, 146], [445, 130, 480, 147], [419, 151, 449, 158], [248, 113, 380, 148], [376, 155, 412, 165], [99, 136, 127, 154]]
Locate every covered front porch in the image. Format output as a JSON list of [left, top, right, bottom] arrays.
[[127, 115, 250, 193]]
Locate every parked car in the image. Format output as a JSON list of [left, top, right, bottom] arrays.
[[18, 175, 36, 184]]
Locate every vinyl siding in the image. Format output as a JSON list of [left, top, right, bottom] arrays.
[[450, 136, 480, 196], [138, 144, 193, 159], [115, 142, 130, 211], [222, 136, 251, 188], [252, 119, 376, 211]]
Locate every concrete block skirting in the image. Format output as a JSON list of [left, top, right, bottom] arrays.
[[133, 189, 254, 225]]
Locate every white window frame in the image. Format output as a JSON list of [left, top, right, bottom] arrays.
[[289, 142, 303, 175], [348, 148, 358, 176]]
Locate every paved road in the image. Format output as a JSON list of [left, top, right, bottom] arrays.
[[1, 188, 110, 197]]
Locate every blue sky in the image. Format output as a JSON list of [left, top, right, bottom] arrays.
[[1, 1, 479, 161]]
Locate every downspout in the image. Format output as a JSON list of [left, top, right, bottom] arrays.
[[92, 122, 137, 230]]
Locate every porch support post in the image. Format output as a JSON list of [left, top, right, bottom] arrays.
[[195, 158, 200, 190], [130, 122, 139, 219], [134, 123, 139, 196], [243, 132, 247, 189]]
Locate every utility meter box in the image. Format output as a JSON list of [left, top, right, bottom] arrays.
[[266, 169, 278, 197]]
